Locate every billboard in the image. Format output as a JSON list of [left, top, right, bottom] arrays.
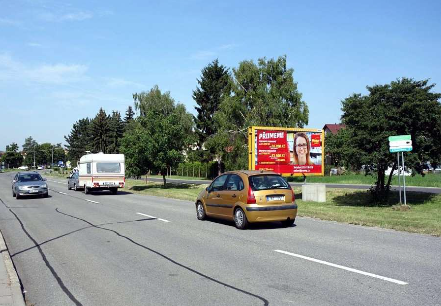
[[248, 126, 324, 176]]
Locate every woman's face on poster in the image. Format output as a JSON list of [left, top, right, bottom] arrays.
[[295, 136, 308, 157]]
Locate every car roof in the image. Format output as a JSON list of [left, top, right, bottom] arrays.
[[224, 170, 279, 177]]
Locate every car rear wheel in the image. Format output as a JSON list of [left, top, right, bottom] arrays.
[[74, 184, 78, 191], [234, 207, 248, 229], [110, 188, 118, 195], [84, 186, 88, 194], [282, 218, 295, 227], [196, 202, 206, 220]]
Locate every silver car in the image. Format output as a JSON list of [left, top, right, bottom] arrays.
[[67, 171, 81, 191], [12, 172, 49, 199]]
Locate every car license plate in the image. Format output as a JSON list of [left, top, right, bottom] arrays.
[[267, 195, 285, 201], [29, 189, 38, 193], [103, 182, 117, 186]]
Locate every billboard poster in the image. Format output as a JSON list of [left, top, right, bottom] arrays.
[[248, 126, 324, 176]]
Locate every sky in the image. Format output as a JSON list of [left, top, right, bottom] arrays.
[[1, 0, 441, 150]]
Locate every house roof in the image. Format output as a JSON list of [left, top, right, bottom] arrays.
[[323, 124, 345, 134]]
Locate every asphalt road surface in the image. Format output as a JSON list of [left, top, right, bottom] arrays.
[[0, 172, 440, 306]]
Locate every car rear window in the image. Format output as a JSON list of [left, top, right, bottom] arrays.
[[97, 163, 121, 173], [249, 175, 290, 191], [19, 174, 43, 182]]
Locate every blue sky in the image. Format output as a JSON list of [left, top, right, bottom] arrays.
[[1, 0, 441, 150]]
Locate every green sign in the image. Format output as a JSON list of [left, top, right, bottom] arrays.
[[388, 135, 411, 142]]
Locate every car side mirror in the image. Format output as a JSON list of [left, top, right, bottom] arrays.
[[12, 180, 16, 183], [43, 178, 47, 181], [206, 187, 211, 192]]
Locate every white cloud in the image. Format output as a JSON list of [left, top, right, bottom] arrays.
[[0, 54, 88, 84], [61, 12, 93, 21], [106, 77, 144, 88], [28, 42, 44, 48], [27, 64, 88, 84], [0, 18, 22, 26], [190, 50, 217, 60], [38, 11, 93, 22]]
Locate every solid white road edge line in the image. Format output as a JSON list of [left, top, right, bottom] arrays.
[[274, 250, 408, 285], [86, 199, 100, 204], [136, 212, 170, 223]]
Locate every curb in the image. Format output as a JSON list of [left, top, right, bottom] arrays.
[[0, 230, 26, 306]]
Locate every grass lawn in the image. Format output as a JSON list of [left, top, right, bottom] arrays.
[[289, 172, 441, 187]]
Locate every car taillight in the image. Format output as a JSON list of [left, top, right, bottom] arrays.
[[247, 187, 256, 204], [291, 188, 295, 202]]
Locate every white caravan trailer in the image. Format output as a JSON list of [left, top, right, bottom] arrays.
[[78, 153, 125, 194]]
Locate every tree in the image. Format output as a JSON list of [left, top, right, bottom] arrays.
[[193, 59, 231, 158], [122, 86, 194, 185], [1, 143, 23, 168], [206, 55, 309, 171], [108, 111, 125, 153], [90, 108, 110, 153], [65, 118, 92, 166], [337, 78, 441, 201], [22, 136, 38, 167], [124, 106, 135, 124]]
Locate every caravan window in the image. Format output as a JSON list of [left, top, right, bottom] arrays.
[[97, 163, 121, 173], [87, 163, 91, 174]]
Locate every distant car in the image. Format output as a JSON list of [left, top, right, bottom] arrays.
[[37, 166, 44, 170], [12, 171, 48, 199], [195, 170, 297, 229], [18, 165, 29, 170], [67, 171, 81, 191]]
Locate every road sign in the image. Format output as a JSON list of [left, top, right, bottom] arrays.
[[389, 140, 412, 147], [388, 135, 411, 142], [389, 135, 412, 152], [390, 147, 412, 153]]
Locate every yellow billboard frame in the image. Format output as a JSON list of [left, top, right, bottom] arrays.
[[248, 126, 325, 177]]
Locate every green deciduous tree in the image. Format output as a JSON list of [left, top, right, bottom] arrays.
[[335, 78, 441, 201], [193, 59, 231, 159], [1, 143, 23, 168], [206, 55, 309, 171], [121, 86, 194, 185]]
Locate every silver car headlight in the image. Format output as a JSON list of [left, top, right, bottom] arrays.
[[41, 184, 47, 188], [18, 186, 26, 190]]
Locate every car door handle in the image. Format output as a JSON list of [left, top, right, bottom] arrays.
[[216, 194, 221, 198], [232, 194, 237, 198]]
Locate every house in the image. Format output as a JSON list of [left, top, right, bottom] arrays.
[[323, 123, 345, 135], [323, 123, 345, 167]]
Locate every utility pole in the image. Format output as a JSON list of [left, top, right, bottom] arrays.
[[52, 145, 54, 167], [33, 145, 36, 169]]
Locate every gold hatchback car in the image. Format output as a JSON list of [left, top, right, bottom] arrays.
[[195, 170, 297, 229]]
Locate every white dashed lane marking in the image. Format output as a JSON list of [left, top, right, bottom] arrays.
[[137, 212, 170, 223], [274, 250, 408, 285]]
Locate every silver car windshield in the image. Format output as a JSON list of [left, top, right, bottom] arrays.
[[19, 174, 43, 182]]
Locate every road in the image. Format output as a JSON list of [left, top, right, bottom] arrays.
[[0, 172, 440, 306]]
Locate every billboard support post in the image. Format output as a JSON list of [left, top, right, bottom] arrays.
[[397, 153, 402, 204], [402, 152, 407, 206]]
